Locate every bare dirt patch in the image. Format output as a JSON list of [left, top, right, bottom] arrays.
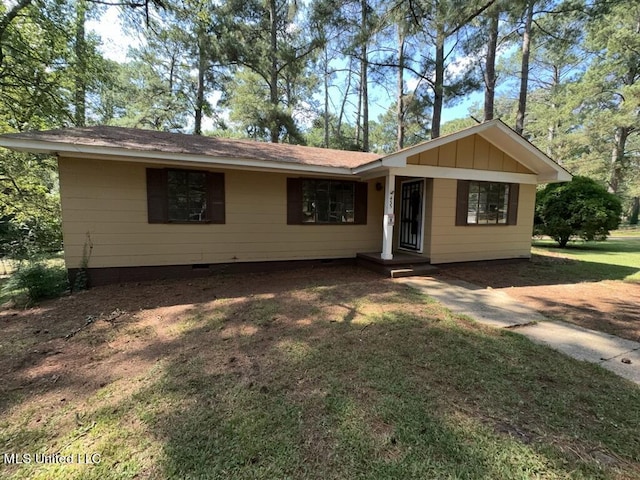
[[0, 266, 396, 412], [438, 259, 640, 342], [2, 265, 640, 479]]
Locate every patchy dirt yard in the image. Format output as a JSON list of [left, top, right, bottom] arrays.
[[2, 265, 640, 479], [3, 256, 639, 407], [0, 266, 383, 408], [438, 256, 640, 342]]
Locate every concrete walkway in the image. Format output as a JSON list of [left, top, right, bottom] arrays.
[[397, 277, 640, 385]]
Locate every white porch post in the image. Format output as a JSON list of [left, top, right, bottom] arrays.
[[381, 172, 395, 260]]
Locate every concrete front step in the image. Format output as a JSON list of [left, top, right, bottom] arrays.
[[390, 265, 439, 278], [356, 253, 438, 278]]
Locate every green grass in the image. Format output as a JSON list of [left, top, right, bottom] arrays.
[[1, 271, 639, 479], [612, 226, 640, 237], [532, 237, 640, 283]]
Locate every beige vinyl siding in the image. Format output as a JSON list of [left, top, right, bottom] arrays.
[[58, 157, 384, 269], [407, 135, 534, 175], [427, 179, 535, 264]]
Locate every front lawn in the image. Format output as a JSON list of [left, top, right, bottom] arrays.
[[1, 267, 639, 479], [532, 238, 640, 283]]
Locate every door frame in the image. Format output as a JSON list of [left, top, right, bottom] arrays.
[[398, 178, 426, 253]]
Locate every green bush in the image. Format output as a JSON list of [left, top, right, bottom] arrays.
[[2, 262, 69, 304], [535, 176, 622, 247]]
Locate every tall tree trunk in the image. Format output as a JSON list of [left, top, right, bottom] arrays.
[[361, 46, 369, 151], [355, 63, 361, 147], [337, 65, 352, 139], [268, 0, 279, 143], [323, 46, 329, 148], [546, 65, 560, 158], [515, 0, 534, 135], [630, 196, 639, 225], [360, 0, 369, 151], [397, 21, 405, 150], [483, 6, 499, 122], [194, 32, 206, 136], [431, 23, 445, 139], [74, 0, 87, 127], [609, 126, 629, 194]]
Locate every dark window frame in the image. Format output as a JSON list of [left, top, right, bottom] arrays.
[[287, 177, 368, 225], [146, 168, 225, 224], [456, 180, 519, 226]]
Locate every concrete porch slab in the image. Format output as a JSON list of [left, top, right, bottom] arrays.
[[357, 252, 437, 278], [357, 252, 432, 265]]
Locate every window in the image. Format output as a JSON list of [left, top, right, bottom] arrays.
[[168, 170, 207, 222], [456, 180, 518, 226], [146, 168, 225, 224], [287, 178, 368, 225]]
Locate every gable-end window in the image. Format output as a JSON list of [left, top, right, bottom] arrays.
[[287, 178, 367, 225], [456, 180, 518, 226], [146, 168, 225, 224]]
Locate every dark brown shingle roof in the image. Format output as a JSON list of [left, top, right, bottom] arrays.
[[2, 126, 382, 169]]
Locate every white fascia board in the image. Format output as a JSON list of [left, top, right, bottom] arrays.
[[352, 155, 404, 176], [389, 165, 538, 184], [480, 122, 572, 180], [352, 159, 383, 174], [356, 168, 390, 181], [537, 170, 572, 183], [0, 138, 355, 177]]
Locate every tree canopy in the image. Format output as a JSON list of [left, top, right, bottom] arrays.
[[0, 0, 638, 257]]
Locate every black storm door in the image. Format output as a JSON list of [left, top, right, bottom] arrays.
[[399, 180, 424, 251]]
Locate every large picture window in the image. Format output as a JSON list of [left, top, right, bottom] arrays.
[[456, 180, 519, 226], [287, 178, 368, 225], [467, 181, 510, 224], [146, 168, 225, 224], [302, 179, 355, 223]]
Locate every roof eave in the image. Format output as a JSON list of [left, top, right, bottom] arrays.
[[0, 137, 357, 177]]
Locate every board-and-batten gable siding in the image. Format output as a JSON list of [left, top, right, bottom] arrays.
[[407, 134, 534, 174], [427, 178, 536, 264], [58, 157, 384, 269]]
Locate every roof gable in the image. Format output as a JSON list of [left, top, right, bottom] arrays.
[[370, 119, 571, 183]]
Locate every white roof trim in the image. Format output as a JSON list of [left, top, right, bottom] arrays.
[[0, 137, 355, 177], [358, 119, 571, 184], [389, 165, 538, 184]]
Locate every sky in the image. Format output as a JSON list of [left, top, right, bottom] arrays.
[[87, 6, 478, 129]]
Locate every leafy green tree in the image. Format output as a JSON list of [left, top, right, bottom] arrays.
[[409, 0, 493, 138], [220, 0, 321, 143], [102, 50, 193, 131], [575, 0, 639, 195], [535, 176, 622, 247], [114, 0, 225, 132], [369, 102, 431, 153], [0, 152, 62, 258], [305, 114, 361, 151]]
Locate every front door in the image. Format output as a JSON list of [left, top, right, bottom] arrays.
[[399, 179, 424, 251]]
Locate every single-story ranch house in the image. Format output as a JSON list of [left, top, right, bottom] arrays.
[[0, 119, 571, 285]]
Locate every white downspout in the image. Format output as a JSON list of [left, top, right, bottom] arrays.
[[381, 172, 395, 260]]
